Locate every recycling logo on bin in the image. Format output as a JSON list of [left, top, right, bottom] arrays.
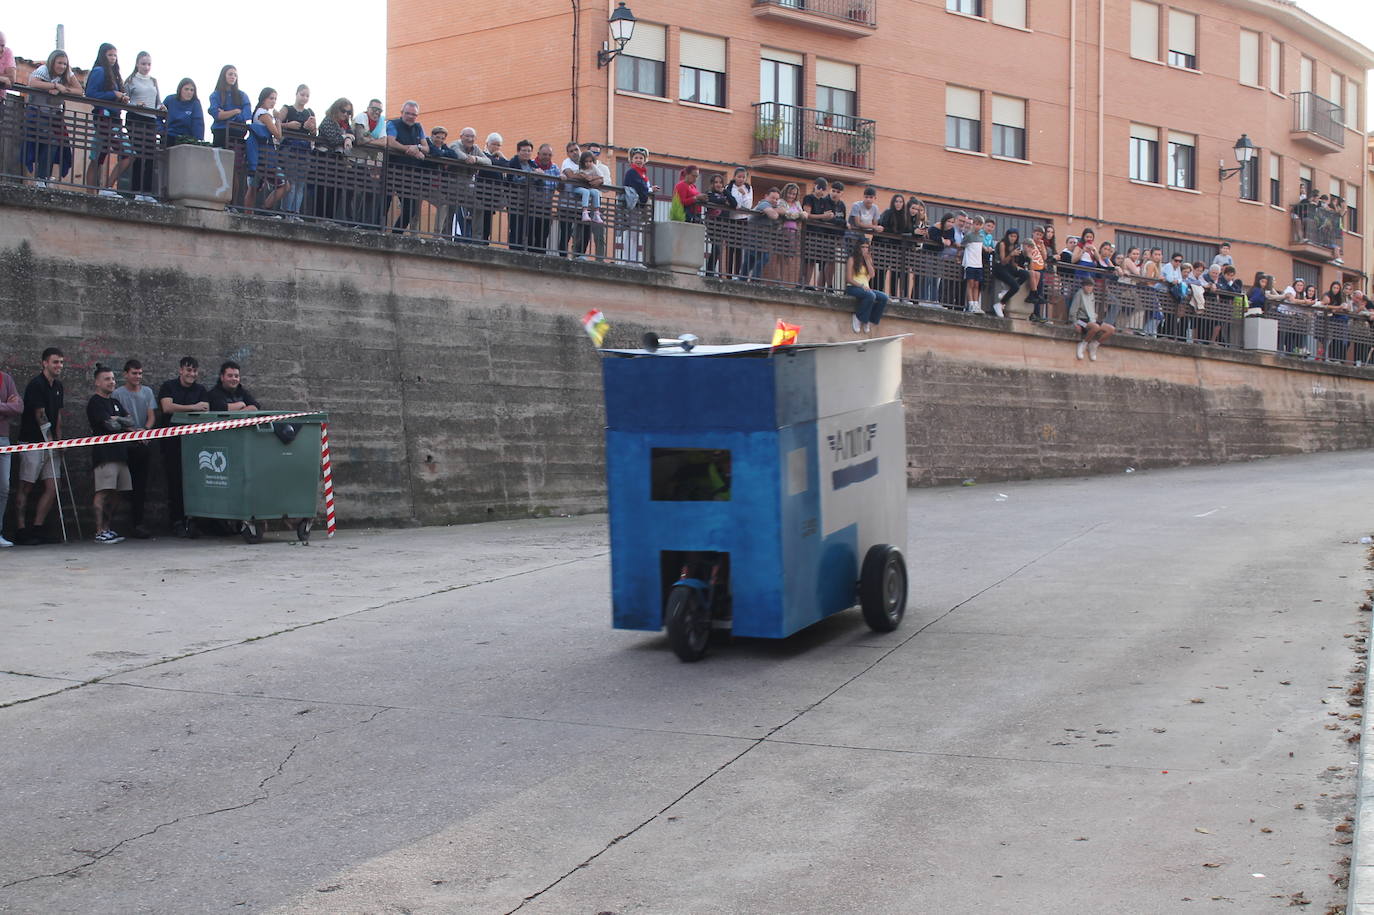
[[198, 450, 229, 487]]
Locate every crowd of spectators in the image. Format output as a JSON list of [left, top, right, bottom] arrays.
[[0, 349, 262, 547], [0, 34, 1368, 360]]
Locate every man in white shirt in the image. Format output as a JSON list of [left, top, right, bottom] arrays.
[[848, 186, 884, 234]]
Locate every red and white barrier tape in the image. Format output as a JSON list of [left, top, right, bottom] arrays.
[[320, 421, 336, 538], [0, 412, 316, 455]]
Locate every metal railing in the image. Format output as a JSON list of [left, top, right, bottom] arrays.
[[1292, 91, 1346, 147], [702, 216, 961, 300], [752, 102, 876, 172], [1270, 303, 1374, 365], [0, 86, 652, 266], [0, 85, 164, 197], [223, 131, 651, 265], [752, 0, 877, 26], [1038, 267, 1243, 347]]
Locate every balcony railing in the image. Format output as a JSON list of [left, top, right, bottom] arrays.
[[752, 102, 876, 172], [1292, 91, 1345, 149], [752, 0, 876, 28]]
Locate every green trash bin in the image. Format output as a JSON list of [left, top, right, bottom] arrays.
[[173, 411, 328, 543]]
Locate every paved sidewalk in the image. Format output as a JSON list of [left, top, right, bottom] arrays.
[[1, 452, 1371, 914]]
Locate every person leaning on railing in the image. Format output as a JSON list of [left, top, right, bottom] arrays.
[[208, 64, 250, 150], [23, 50, 83, 187], [313, 97, 356, 222], [163, 78, 205, 145], [244, 87, 290, 214], [86, 43, 136, 198], [0, 30, 15, 91], [277, 85, 316, 220], [122, 52, 164, 203]]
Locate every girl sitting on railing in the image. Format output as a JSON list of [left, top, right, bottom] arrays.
[[575, 151, 606, 223], [1070, 276, 1113, 361], [846, 240, 888, 334], [244, 87, 290, 213]]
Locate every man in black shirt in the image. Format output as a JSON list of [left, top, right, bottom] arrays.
[[207, 361, 262, 412], [157, 356, 209, 537], [802, 177, 836, 290], [14, 347, 65, 545], [87, 366, 134, 544]]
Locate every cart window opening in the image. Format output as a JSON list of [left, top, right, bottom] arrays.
[[651, 448, 732, 501]]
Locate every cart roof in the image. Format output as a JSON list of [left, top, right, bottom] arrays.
[[600, 335, 909, 357]]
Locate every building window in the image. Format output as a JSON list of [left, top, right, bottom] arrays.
[[990, 95, 1026, 159], [1239, 30, 1260, 86], [679, 32, 726, 108], [1299, 56, 1313, 93], [1269, 154, 1281, 207], [1292, 260, 1321, 290], [1239, 156, 1259, 201], [1129, 124, 1159, 183], [1298, 166, 1313, 201], [616, 22, 666, 97], [989, 0, 1026, 28], [945, 86, 981, 152], [816, 60, 858, 130], [1268, 39, 1283, 93], [1347, 189, 1359, 233], [1330, 72, 1346, 124], [1167, 10, 1197, 69], [1130, 1, 1160, 62], [1167, 131, 1195, 189], [947, 0, 983, 15], [1346, 81, 1361, 131]]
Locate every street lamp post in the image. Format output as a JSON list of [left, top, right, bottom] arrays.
[[597, 3, 638, 68], [1218, 134, 1258, 181]]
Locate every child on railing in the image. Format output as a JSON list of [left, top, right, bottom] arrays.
[[574, 150, 604, 223]]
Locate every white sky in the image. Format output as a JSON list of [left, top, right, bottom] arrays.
[[0, 2, 1371, 120], [1, 3, 388, 116]]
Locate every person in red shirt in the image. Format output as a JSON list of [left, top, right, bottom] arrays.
[[673, 166, 702, 223]]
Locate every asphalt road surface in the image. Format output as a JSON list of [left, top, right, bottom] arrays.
[[1, 450, 1370, 914]]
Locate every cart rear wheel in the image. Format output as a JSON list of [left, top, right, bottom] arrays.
[[296, 519, 313, 543], [666, 585, 711, 662], [240, 521, 265, 545], [860, 545, 907, 632]]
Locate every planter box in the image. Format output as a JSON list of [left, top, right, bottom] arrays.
[[166, 145, 236, 210], [651, 220, 705, 273], [1243, 316, 1279, 352]]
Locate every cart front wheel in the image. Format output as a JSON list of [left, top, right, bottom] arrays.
[[240, 521, 265, 545], [296, 519, 313, 543], [860, 545, 907, 633], [666, 585, 711, 662]]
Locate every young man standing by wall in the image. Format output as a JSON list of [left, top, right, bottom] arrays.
[[112, 359, 157, 539], [87, 366, 134, 544], [14, 348, 65, 545]]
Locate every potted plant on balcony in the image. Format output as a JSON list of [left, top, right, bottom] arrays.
[[848, 123, 875, 169], [754, 118, 783, 155], [847, 3, 871, 23]]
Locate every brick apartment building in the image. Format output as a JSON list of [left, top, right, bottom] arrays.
[[415, 2, 1363, 288]]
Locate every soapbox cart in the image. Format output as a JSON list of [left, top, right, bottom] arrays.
[[601, 336, 909, 661]]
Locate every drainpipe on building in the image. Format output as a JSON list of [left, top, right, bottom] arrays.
[[606, 0, 616, 153], [1067, 0, 1077, 227], [1096, 0, 1105, 223]]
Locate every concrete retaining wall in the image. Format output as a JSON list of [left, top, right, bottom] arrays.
[[2, 184, 1373, 528]]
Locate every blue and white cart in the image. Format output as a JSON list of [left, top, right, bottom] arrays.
[[601, 336, 909, 661]]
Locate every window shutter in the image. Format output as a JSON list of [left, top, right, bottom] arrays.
[[990, 0, 1026, 29], [1130, 123, 1159, 142], [679, 32, 725, 72], [991, 95, 1025, 128], [946, 86, 981, 120], [815, 60, 857, 91], [761, 47, 803, 66], [1131, 2, 1160, 61], [1167, 10, 1196, 56], [624, 23, 665, 62], [1268, 40, 1282, 92], [1239, 30, 1259, 85]]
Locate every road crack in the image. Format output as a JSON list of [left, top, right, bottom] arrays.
[[0, 708, 389, 890]]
